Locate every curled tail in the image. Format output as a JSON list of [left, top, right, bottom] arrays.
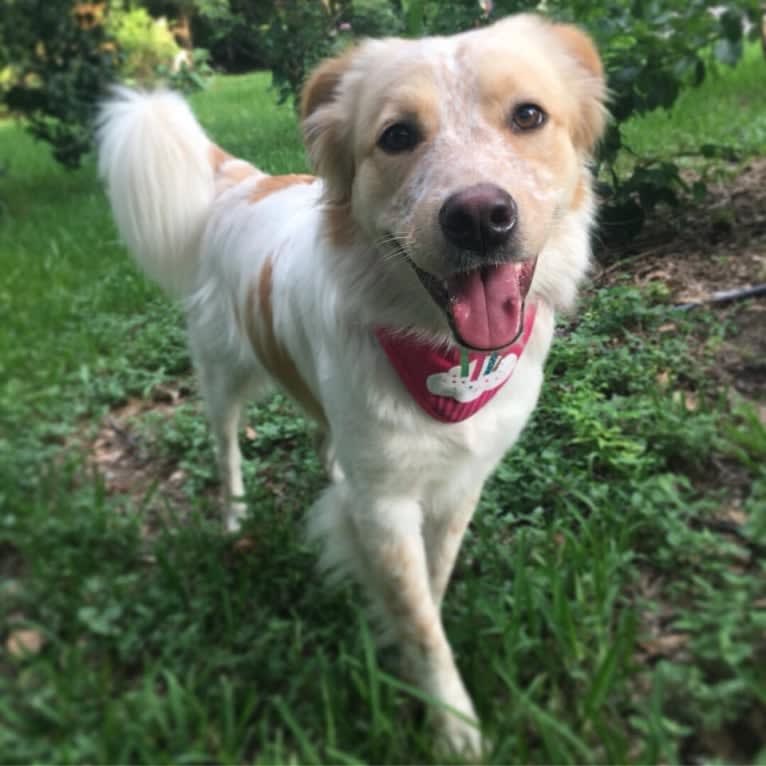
[[97, 87, 214, 296]]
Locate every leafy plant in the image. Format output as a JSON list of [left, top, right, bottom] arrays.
[[259, 0, 354, 107], [1, 0, 120, 168], [0, 1, 215, 167], [106, 5, 181, 84], [155, 47, 214, 93]]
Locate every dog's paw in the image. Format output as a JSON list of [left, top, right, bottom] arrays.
[[435, 713, 484, 762], [224, 500, 247, 534]]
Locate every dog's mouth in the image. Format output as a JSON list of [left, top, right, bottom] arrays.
[[410, 258, 537, 352]]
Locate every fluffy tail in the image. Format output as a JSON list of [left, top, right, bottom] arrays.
[[97, 87, 214, 296]]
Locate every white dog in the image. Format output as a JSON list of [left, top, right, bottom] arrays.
[[98, 13, 606, 755]]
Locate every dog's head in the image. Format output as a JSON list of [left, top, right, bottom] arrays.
[[301, 14, 607, 352]]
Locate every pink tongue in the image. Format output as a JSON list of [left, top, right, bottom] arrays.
[[447, 263, 525, 351]]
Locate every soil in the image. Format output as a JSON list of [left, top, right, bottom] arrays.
[[82, 380, 214, 536], [595, 157, 766, 410]]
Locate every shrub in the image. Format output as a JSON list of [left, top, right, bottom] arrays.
[[106, 6, 181, 84], [0, 1, 216, 168], [541, 0, 762, 239], [1, 0, 120, 168], [189, 0, 273, 72], [259, 0, 404, 106], [260, 0, 352, 107]]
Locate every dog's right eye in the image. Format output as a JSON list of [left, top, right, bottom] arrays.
[[377, 122, 421, 153]]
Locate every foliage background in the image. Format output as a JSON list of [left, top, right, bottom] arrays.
[[0, 0, 762, 237]]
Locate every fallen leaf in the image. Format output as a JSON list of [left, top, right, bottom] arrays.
[[151, 384, 181, 404], [639, 632, 689, 657], [642, 268, 672, 283], [717, 503, 747, 527], [674, 390, 699, 411], [232, 535, 257, 554], [6, 629, 45, 658]]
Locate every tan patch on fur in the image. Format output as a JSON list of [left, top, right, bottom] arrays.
[[378, 542, 444, 651], [224, 162, 261, 185], [571, 177, 588, 210], [551, 23, 604, 79], [300, 46, 358, 121], [300, 48, 359, 206], [210, 144, 262, 191], [248, 174, 316, 205], [550, 23, 607, 152], [245, 259, 326, 425], [209, 144, 232, 172], [370, 73, 441, 151]]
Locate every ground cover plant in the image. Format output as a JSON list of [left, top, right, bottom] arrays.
[[1, 46, 765, 764]]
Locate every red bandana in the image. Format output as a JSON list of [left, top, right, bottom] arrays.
[[375, 306, 537, 423]]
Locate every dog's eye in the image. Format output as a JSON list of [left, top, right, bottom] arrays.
[[378, 122, 421, 153], [511, 104, 546, 132]]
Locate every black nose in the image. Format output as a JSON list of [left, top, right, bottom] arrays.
[[439, 183, 517, 253]]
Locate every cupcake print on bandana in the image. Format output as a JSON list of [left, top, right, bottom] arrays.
[[375, 306, 537, 423]]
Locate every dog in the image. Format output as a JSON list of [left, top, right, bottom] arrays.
[[98, 13, 606, 756]]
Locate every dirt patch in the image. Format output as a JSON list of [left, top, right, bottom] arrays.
[[596, 157, 766, 406], [599, 158, 766, 280], [81, 380, 218, 534]]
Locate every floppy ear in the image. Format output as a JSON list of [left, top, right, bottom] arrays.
[[300, 48, 358, 205], [549, 23, 608, 154]]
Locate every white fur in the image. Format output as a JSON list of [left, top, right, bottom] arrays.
[[97, 15, 604, 758], [97, 87, 215, 296]]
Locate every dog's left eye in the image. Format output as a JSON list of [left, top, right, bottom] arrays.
[[378, 122, 421, 153], [511, 103, 547, 132]]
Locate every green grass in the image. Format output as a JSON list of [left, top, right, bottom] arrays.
[[1, 58, 765, 764], [622, 41, 766, 159]]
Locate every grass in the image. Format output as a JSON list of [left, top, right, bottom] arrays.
[[622, 41, 766, 159], [1, 47, 765, 764]]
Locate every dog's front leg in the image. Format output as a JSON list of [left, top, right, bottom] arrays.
[[350, 496, 483, 757], [423, 489, 481, 609]]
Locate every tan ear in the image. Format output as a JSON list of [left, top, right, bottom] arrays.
[[550, 23, 608, 154], [300, 48, 358, 204], [300, 48, 357, 122]]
